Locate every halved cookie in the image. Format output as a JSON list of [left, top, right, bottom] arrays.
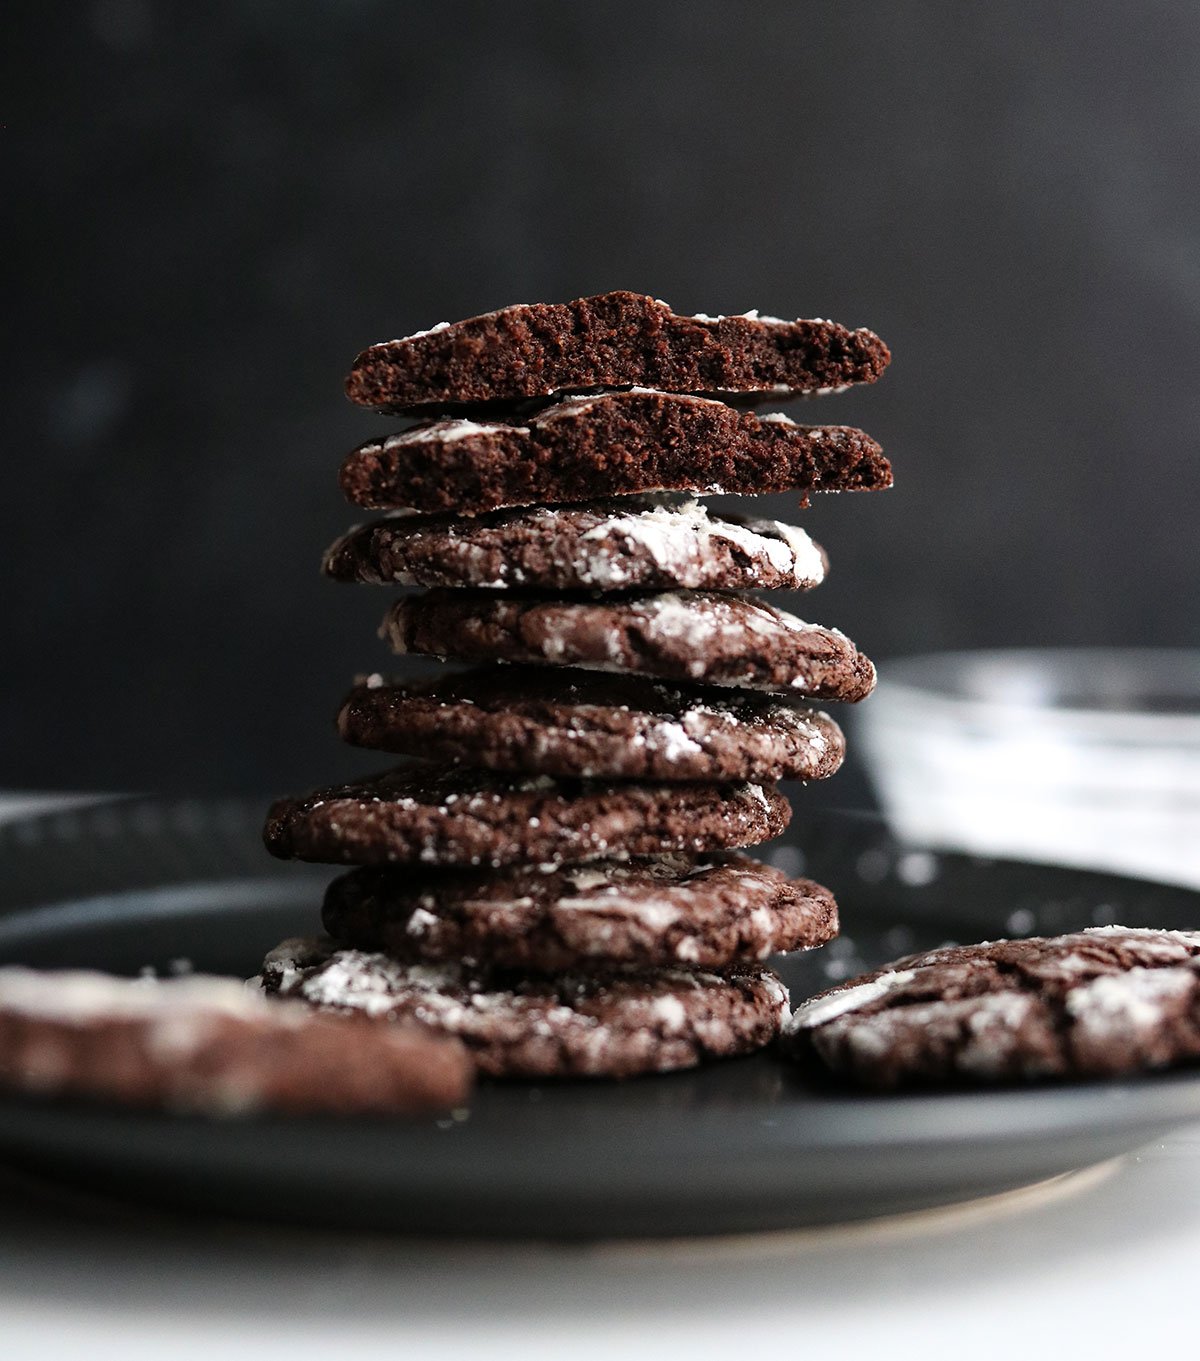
[[340, 388, 889, 514], [345, 291, 890, 413]]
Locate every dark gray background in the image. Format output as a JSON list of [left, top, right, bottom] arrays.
[[5, 1, 1198, 798]]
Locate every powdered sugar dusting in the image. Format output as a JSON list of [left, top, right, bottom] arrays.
[[0, 967, 280, 1026], [628, 592, 824, 649], [955, 992, 1041, 1077], [1066, 968, 1195, 1036], [381, 419, 520, 448], [390, 320, 451, 342], [294, 951, 434, 1018], [574, 499, 825, 590], [649, 720, 704, 763], [1084, 926, 1200, 948], [652, 996, 688, 1030], [760, 972, 792, 1019], [691, 310, 797, 326], [556, 889, 683, 931], [786, 970, 918, 1033], [563, 867, 612, 892], [461, 589, 859, 696]]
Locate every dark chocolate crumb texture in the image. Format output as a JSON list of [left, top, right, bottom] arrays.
[[383, 590, 876, 701], [337, 667, 845, 784], [321, 852, 839, 972], [345, 292, 890, 414], [263, 764, 791, 869], [339, 388, 890, 515]]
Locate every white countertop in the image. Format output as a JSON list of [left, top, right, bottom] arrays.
[[1, 1129, 1198, 1359]]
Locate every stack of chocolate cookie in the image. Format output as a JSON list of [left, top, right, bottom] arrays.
[[260, 292, 892, 1079]]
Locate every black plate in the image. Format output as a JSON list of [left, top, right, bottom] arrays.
[[0, 797, 1198, 1239]]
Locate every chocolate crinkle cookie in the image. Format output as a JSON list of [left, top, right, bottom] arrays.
[[324, 495, 829, 593], [384, 589, 876, 701], [0, 967, 472, 1115], [344, 292, 890, 413], [260, 936, 790, 1078], [336, 668, 845, 784], [782, 927, 1200, 1089], [321, 852, 839, 972], [338, 389, 890, 515], [262, 764, 791, 868]]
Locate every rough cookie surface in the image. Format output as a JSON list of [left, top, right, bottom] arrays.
[[322, 853, 839, 971], [263, 764, 791, 868], [337, 667, 845, 783], [324, 495, 829, 593], [384, 590, 876, 701], [260, 936, 790, 1078], [344, 292, 890, 414], [782, 927, 1200, 1089], [0, 967, 472, 1114], [339, 388, 890, 514]]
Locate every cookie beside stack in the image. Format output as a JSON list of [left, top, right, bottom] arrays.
[[260, 292, 892, 1079]]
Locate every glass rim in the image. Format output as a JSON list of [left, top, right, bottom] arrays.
[[872, 647, 1200, 737]]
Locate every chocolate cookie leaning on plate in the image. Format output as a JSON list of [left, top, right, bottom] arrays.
[[0, 967, 472, 1115], [782, 927, 1200, 1090]]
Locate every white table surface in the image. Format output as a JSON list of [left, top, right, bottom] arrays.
[[2, 795, 1197, 1357], [2, 1135, 1199, 1360]]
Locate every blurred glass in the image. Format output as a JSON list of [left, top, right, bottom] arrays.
[[856, 649, 1200, 889]]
